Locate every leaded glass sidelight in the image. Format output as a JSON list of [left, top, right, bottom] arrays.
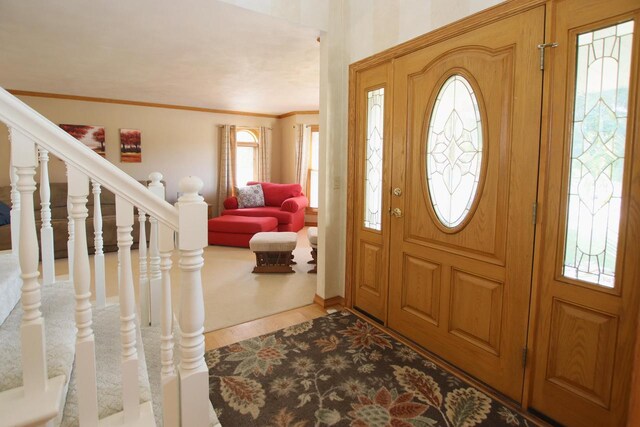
[[563, 21, 634, 288], [364, 88, 385, 231], [426, 75, 483, 228]]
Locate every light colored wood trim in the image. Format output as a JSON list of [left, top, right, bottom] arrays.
[[349, 0, 546, 74], [8, 89, 283, 119], [313, 294, 345, 308], [276, 110, 320, 119], [345, 63, 358, 310]]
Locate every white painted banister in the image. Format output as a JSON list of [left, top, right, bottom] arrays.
[[177, 176, 209, 427], [138, 208, 150, 326], [68, 165, 99, 426], [160, 222, 178, 427], [38, 147, 55, 286], [8, 147, 19, 257], [67, 192, 74, 283], [148, 172, 164, 326], [116, 196, 141, 423], [93, 180, 106, 308]]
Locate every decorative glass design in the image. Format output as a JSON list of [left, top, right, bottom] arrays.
[[563, 21, 634, 288], [426, 75, 483, 228], [364, 88, 384, 231]]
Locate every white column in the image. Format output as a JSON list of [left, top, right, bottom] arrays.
[[138, 209, 149, 326], [92, 180, 106, 308], [177, 176, 209, 427], [8, 131, 20, 257], [11, 129, 48, 396], [116, 196, 141, 423], [68, 165, 99, 426], [39, 148, 55, 286], [160, 222, 179, 427], [148, 172, 164, 325], [67, 189, 74, 283]]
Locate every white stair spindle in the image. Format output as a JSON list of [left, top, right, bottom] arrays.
[[68, 165, 99, 426], [116, 195, 141, 423], [67, 193, 74, 283], [92, 180, 106, 308], [12, 130, 47, 395], [177, 176, 209, 427], [138, 209, 150, 326], [39, 148, 55, 286], [148, 172, 164, 325], [8, 149, 20, 257], [160, 222, 179, 427]]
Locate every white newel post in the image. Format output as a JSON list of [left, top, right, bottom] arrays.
[[177, 176, 209, 427], [138, 209, 150, 326], [8, 153, 20, 257], [92, 180, 106, 308], [68, 165, 99, 426], [39, 148, 55, 286], [67, 190, 74, 283], [116, 196, 141, 423], [148, 172, 164, 325], [160, 222, 179, 427], [11, 130, 48, 396]]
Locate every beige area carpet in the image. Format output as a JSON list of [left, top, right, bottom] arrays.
[[54, 227, 317, 332]]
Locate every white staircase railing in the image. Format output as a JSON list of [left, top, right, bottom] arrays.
[[0, 87, 213, 427]]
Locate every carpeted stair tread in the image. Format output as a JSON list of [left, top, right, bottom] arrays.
[[0, 251, 22, 326], [61, 304, 153, 426], [0, 280, 76, 426], [141, 323, 219, 426]]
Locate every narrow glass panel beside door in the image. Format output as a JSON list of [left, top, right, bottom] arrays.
[[364, 88, 385, 231], [563, 21, 634, 287]]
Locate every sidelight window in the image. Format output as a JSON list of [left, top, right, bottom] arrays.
[[562, 21, 634, 287], [364, 88, 385, 231]]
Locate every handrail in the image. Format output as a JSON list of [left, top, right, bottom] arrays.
[[0, 87, 179, 230]]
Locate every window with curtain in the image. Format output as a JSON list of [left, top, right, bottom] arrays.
[[236, 129, 258, 186], [307, 125, 320, 209]]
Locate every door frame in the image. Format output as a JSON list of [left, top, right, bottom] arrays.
[[344, 0, 640, 420]]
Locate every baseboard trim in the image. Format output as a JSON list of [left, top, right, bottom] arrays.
[[314, 294, 345, 308]]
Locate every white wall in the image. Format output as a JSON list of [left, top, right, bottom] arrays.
[[0, 95, 281, 206]]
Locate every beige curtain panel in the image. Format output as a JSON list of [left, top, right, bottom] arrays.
[[217, 124, 237, 215], [258, 126, 271, 182], [294, 124, 310, 190]]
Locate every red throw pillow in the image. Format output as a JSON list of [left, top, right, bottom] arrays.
[[248, 182, 302, 206], [223, 197, 238, 210]]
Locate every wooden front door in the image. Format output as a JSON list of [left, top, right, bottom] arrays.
[[386, 7, 544, 401], [529, 0, 640, 425]]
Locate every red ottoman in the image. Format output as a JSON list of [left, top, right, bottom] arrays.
[[208, 215, 278, 248]]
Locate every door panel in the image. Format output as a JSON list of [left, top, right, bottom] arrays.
[[388, 7, 544, 400], [530, 0, 640, 424], [353, 63, 392, 321]]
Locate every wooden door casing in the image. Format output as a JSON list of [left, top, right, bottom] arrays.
[[529, 0, 640, 425], [387, 7, 544, 401], [352, 62, 393, 322]]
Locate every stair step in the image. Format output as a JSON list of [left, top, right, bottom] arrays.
[[61, 304, 153, 426], [0, 251, 22, 326], [141, 323, 219, 426], [0, 280, 76, 426]]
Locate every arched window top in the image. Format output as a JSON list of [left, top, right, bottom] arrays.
[[237, 129, 258, 144]]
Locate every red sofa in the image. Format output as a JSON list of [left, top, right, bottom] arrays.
[[222, 182, 308, 232]]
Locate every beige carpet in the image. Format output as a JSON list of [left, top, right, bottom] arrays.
[[53, 227, 317, 332]]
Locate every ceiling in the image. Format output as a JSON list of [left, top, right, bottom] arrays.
[[0, 0, 320, 115]]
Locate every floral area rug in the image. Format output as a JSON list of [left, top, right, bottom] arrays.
[[207, 311, 537, 427]]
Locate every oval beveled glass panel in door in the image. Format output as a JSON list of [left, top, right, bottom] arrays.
[[426, 75, 483, 229]]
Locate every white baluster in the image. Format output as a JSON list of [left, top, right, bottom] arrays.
[[148, 172, 164, 325], [39, 148, 55, 286], [68, 165, 99, 426], [160, 222, 179, 427], [67, 188, 74, 283], [116, 195, 141, 423], [11, 130, 47, 395], [177, 176, 209, 427], [8, 131, 20, 257], [92, 180, 106, 308], [138, 208, 149, 326]]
